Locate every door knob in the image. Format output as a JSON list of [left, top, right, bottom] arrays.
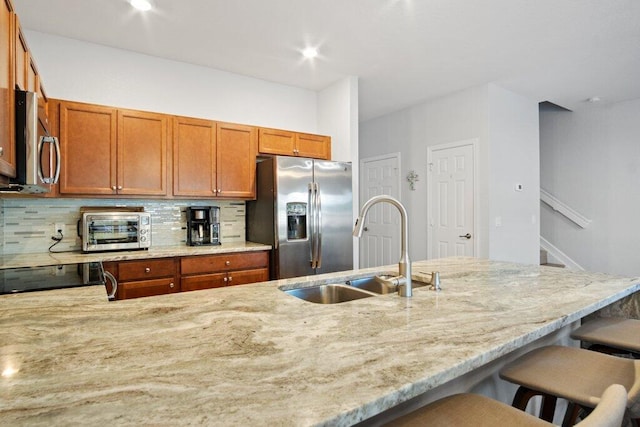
[[459, 233, 472, 239], [363, 227, 368, 232]]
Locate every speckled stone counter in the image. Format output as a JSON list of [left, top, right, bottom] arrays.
[[0, 241, 271, 270], [1, 257, 638, 426]]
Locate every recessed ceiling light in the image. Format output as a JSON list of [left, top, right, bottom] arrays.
[[302, 47, 318, 59], [586, 96, 601, 103], [130, 0, 152, 11]]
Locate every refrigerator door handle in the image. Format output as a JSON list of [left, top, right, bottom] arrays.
[[308, 182, 317, 268], [315, 182, 322, 269]]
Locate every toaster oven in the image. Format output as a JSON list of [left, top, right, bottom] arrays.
[[79, 211, 151, 252]]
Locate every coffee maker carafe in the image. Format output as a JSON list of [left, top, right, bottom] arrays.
[[186, 206, 220, 246]]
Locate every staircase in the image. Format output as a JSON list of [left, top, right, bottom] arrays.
[[540, 249, 565, 268]]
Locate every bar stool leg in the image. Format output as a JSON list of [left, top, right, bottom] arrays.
[[561, 402, 582, 427], [512, 386, 557, 422]]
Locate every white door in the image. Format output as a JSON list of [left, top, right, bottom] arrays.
[[428, 141, 475, 258], [358, 154, 401, 268]]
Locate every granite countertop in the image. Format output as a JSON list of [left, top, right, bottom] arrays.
[[0, 241, 271, 270], [1, 257, 639, 426]]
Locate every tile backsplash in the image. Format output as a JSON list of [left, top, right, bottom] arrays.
[[0, 198, 246, 255]]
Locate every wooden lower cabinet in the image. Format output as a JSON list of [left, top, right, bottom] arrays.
[[180, 251, 269, 292], [104, 251, 269, 300], [103, 258, 179, 301]]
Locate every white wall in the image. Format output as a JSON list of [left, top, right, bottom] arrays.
[[360, 85, 490, 261], [540, 98, 640, 276], [488, 84, 540, 265], [25, 31, 319, 132], [317, 76, 360, 266], [360, 84, 540, 264]]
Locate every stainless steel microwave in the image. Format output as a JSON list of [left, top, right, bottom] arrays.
[[0, 90, 60, 193], [79, 212, 151, 252]]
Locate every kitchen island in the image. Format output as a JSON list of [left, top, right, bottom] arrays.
[[1, 257, 638, 426]]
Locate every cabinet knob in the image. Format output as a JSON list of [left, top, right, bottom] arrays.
[[218, 189, 222, 194], [169, 282, 174, 288], [112, 186, 117, 190], [223, 277, 228, 282], [0, 147, 3, 156], [225, 260, 231, 266], [228, 276, 232, 283], [145, 267, 151, 273], [117, 185, 123, 190]]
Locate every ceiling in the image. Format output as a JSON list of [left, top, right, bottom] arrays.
[[13, 0, 640, 121]]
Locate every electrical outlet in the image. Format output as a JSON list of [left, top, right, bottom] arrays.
[[54, 222, 64, 236]]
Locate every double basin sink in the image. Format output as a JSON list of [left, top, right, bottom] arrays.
[[283, 275, 428, 304]]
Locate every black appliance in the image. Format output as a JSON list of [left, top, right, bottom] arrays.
[[186, 206, 220, 246]]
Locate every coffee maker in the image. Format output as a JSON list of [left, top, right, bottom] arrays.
[[186, 206, 220, 246]]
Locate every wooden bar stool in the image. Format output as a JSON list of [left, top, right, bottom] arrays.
[[571, 317, 640, 356], [385, 384, 627, 427], [499, 345, 640, 426]]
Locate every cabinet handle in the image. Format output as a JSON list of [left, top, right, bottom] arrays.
[[169, 282, 174, 288], [225, 260, 231, 266], [145, 267, 151, 273]]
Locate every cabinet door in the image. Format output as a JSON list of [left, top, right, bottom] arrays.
[[181, 272, 227, 292], [226, 268, 269, 287], [13, 14, 27, 91], [296, 133, 331, 160], [172, 116, 217, 197], [217, 122, 257, 199], [59, 101, 118, 195], [119, 277, 179, 300], [117, 109, 168, 196], [0, 1, 15, 178], [258, 127, 295, 156]]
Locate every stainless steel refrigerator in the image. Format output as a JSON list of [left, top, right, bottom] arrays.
[[247, 156, 353, 279]]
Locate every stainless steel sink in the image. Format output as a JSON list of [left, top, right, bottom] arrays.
[[346, 275, 429, 294], [283, 284, 376, 304]]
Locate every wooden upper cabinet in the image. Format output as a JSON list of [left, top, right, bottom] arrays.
[[59, 102, 169, 196], [117, 109, 168, 196], [296, 132, 331, 159], [258, 127, 331, 160], [173, 119, 256, 199], [172, 116, 217, 197], [258, 128, 296, 156], [58, 101, 118, 195], [13, 14, 26, 91], [216, 122, 257, 199], [0, 0, 15, 179]]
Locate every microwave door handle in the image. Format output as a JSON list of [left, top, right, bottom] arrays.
[[51, 136, 61, 184], [37, 136, 61, 184]]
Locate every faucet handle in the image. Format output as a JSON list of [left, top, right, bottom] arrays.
[[429, 271, 442, 291]]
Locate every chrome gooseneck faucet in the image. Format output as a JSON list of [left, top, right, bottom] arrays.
[[353, 195, 412, 297]]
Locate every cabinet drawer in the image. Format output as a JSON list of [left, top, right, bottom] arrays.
[[227, 268, 269, 286], [181, 251, 268, 275], [181, 273, 227, 292], [118, 258, 176, 281], [119, 277, 179, 300]]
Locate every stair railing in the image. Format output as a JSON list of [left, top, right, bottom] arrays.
[[540, 188, 591, 229]]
